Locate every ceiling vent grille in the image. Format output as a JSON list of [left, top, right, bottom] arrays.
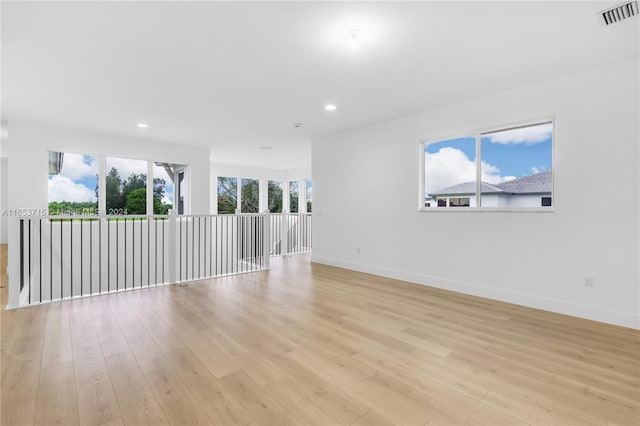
[[601, 1, 638, 25]]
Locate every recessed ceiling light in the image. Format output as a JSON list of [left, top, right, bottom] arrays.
[[137, 123, 148, 128], [259, 146, 273, 150], [325, 104, 337, 111], [293, 122, 302, 128]]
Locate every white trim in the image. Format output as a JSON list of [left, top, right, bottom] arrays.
[[311, 255, 640, 330]]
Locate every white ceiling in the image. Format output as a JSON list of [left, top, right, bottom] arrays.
[[2, 1, 638, 169]]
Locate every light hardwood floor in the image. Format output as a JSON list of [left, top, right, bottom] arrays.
[[1, 243, 639, 425]]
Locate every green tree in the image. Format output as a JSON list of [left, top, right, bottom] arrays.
[[268, 181, 283, 213], [121, 173, 146, 207], [217, 177, 237, 214], [125, 188, 147, 214], [289, 181, 299, 213], [241, 179, 259, 213], [105, 168, 124, 211], [152, 177, 168, 214]]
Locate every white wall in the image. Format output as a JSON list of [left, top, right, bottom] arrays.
[[1, 120, 8, 243], [5, 120, 211, 307], [312, 58, 639, 329], [0, 157, 8, 243]]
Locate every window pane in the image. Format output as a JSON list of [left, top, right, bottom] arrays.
[[424, 137, 477, 208], [217, 176, 237, 214], [449, 197, 470, 207], [268, 181, 283, 213], [481, 122, 552, 208], [106, 157, 147, 214], [48, 152, 98, 215], [289, 181, 299, 213], [241, 178, 259, 213], [152, 163, 174, 214], [306, 179, 312, 213]]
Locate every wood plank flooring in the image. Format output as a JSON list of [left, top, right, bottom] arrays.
[[1, 244, 639, 425]]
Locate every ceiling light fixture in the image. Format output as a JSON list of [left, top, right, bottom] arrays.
[[259, 146, 273, 150], [325, 104, 337, 111], [293, 122, 302, 128], [137, 123, 148, 128]]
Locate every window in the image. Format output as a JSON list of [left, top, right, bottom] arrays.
[[152, 163, 175, 214], [217, 177, 237, 214], [424, 137, 477, 208], [241, 178, 259, 213], [47, 154, 186, 216], [423, 121, 553, 210], [306, 179, 313, 213], [105, 157, 147, 214], [48, 152, 98, 215], [289, 181, 299, 213], [268, 181, 283, 213], [449, 197, 470, 207], [481, 122, 553, 208]]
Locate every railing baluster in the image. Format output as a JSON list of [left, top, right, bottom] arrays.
[[28, 219, 31, 304], [140, 217, 142, 288], [192, 217, 195, 280], [80, 219, 83, 296], [50, 219, 52, 301], [70, 218, 73, 297], [39, 219, 42, 303], [90, 219, 92, 295]]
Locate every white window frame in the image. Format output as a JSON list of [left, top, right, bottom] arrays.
[[419, 117, 555, 213], [47, 150, 188, 215]]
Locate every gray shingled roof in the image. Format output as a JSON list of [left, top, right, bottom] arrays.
[[494, 169, 551, 194], [429, 170, 551, 196], [430, 182, 504, 196]]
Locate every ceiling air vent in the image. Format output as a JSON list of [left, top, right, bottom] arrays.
[[601, 1, 639, 25]]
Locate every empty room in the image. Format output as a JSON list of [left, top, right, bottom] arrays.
[[1, 1, 639, 425]]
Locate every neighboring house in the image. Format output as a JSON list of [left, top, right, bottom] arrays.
[[426, 170, 552, 208]]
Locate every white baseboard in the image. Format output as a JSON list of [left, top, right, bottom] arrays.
[[311, 255, 639, 330]]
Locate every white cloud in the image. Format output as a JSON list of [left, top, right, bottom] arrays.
[[425, 147, 514, 194], [58, 153, 98, 180], [48, 175, 96, 202], [486, 122, 552, 145], [106, 157, 148, 180], [530, 165, 546, 174]]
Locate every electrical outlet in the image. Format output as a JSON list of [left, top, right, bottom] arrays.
[[584, 277, 594, 287]]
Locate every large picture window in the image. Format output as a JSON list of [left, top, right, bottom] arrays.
[[422, 121, 553, 210], [48, 152, 185, 216]]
